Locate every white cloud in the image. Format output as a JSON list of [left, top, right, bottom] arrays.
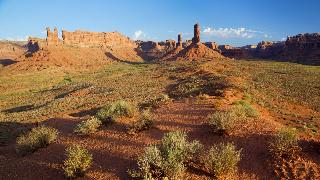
[[133, 30, 145, 40], [281, 37, 287, 41], [203, 27, 266, 39]]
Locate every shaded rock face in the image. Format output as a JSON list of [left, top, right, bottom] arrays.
[[192, 23, 200, 44], [283, 33, 320, 64], [177, 34, 182, 47]]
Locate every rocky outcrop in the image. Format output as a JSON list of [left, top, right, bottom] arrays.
[[177, 34, 182, 48], [46, 27, 59, 46], [62, 30, 136, 48], [192, 23, 200, 44], [161, 23, 223, 61], [282, 33, 320, 64]]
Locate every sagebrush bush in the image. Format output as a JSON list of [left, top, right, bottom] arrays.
[[269, 127, 299, 157], [130, 131, 202, 179], [16, 126, 58, 155], [202, 142, 241, 178], [96, 100, 135, 124], [74, 117, 102, 135], [139, 94, 170, 110], [234, 100, 259, 117], [208, 109, 237, 135], [128, 111, 154, 135], [63, 145, 93, 178]]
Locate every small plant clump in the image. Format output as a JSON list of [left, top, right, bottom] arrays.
[[129, 131, 202, 179], [63, 145, 93, 178], [96, 100, 135, 124], [233, 100, 259, 117], [128, 111, 154, 135], [269, 127, 299, 157], [139, 94, 171, 110], [16, 126, 58, 155], [74, 117, 102, 135], [208, 109, 238, 135], [202, 142, 241, 178]]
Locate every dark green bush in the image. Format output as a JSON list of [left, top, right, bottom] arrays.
[[16, 126, 58, 155], [96, 100, 135, 124], [63, 145, 93, 178]]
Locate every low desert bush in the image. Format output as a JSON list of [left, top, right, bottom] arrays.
[[128, 111, 154, 135], [63, 145, 93, 178], [129, 131, 202, 179], [233, 100, 259, 117], [208, 109, 238, 135], [16, 126, 58, 155], [96, 100, 135, 124], [74, 117, 102, 135], [139, 94, 170, 110], [269, 127, 299, 157], [202, 142, 241, 178]]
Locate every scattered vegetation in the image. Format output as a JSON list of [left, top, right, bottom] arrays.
[[269, 127, 300, 157], [208, 109, 238, 135], [139, 94, 170, 110], [128, 111, 154, 135], [233, 100, 259, 117], [202, 142, 241, 178], [129, 131, 202, 179], [169, 75, 231, 99], [16, 126, 58, 155], [74, 117, 102, 135], [63, 145, 93, 178], [96, 100, 135, 124]]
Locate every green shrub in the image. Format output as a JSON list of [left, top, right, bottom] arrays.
[[130, 131, 202, 179], [208, 109, 238, 135], [96, 100, 135, 124], [139, 94, 170, 110], [269, 127, 299, 157], [233, 100, 259, 117], [128, 111, 154, 135], [63, 145, 93, 178], [16, 126, 58, 155], [202, 142, 241, 178], [74, 117, 102, 135]]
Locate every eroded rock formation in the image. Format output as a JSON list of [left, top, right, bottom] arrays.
[[177, 34, 182, 48], [61, 30, 135, 48], [46, 27, 59, 46], [192, 23, 200, 44]]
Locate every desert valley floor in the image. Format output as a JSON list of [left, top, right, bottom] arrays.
[[0, 58, 319, 179]]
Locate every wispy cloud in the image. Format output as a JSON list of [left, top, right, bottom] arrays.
[[133, 30, 145, 40], [203, 27, 270, 39]]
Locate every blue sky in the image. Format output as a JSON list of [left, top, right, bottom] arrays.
[[0, 0, 319, 46]]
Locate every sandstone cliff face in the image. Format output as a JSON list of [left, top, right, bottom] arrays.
[[62, 30, 136, 48]]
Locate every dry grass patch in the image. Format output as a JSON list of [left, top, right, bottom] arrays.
[[128, 111, 154, 135], [96, 100, 135, 124], [74, 116, 102, 135]]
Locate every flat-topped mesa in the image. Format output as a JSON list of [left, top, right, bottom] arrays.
[[61, 30, 135, 48], [46, 27, 59, 46], [192, 23, 200, 45], [177, 33, 182, 47]]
